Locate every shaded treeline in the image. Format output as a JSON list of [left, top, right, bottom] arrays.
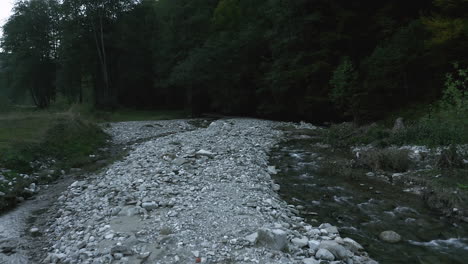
[[1, 0, 467, 122]]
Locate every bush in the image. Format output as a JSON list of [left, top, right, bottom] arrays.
[[356, 148, 412, 172], [436, 145, 465, 169], [40, 116, 108, 167], [389, 112, 468, 146], [323, 122, 391, 148]]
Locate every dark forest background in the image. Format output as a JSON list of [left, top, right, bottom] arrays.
[[0, 0, 467, 123]]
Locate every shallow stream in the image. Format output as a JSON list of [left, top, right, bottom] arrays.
[[271, 137, 468, 264]]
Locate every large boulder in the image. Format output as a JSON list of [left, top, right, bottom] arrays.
[[256, 229, 288, 251], [318, 240, 353, 260], [315, 248, 335, 261]]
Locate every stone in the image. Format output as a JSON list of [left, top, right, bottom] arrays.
[[256, 228, 288, 251], [272, 184, 281, 191], [268, 166, 278, 175], [316, 248, 335, 261], [325, 225, 339, 234], [319, 240, 352, 260], [342, 238, 364, 253], [308, 240, 320, 252], [141, 202, 158, 211], [173, 158, 189, 166], [30, 227, 40, 234], [245, 232, 258, 243], [291, 237, 308, 248], [111, 245, 134, 256], [302, 258, 320, 264], [196, 149, 215, 158], [379, 231, 401, 243]]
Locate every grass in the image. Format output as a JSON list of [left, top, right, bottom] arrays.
[[323, 110, 468, 148], [90, 108, 188, 123], [356, 148, 412, 173], [0, 105, 189, 212], [0, 109, 109, 211]]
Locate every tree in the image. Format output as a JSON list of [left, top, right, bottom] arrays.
[[1, 0, 60, 108]]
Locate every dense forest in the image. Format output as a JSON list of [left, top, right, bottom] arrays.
[[0, 0, 467, 122]]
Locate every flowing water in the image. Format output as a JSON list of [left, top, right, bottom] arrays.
[[271, 137, 468, 264]]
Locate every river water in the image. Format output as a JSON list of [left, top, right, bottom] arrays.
[[271, 137, 468, 264]]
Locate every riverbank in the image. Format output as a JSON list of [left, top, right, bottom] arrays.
[[271, 124, 468, 263], [28, 119, 375, 264], [0, 112, 109, 212]]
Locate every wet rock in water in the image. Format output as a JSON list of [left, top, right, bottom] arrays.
[[379, 230, 402, 243], [268, 166, 278, 175], [315, 248, 335, 261], [29, 227, 40, 234], [256, 228, 288, 251], [342, 237, 364, 253]]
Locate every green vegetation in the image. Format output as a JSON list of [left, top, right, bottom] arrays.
[[1, 0, 467, 122], [92, 109, 188, 123], [356, 149, 412, 173], [324, 64, 468, 148], [0, 110, 108, 211]]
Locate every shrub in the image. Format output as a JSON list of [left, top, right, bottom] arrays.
[[356, 148, 412, 172], [436, 145, 465, 169]]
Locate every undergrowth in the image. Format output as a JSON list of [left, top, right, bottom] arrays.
[[0, 114, 108, 211]]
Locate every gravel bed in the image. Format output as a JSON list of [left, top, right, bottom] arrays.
[[40, 119, 376, 264]]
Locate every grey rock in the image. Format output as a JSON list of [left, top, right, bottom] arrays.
[[111, 245, 134, 256], [343, 237, 364, 253], [308, 240, 320, 252], [302, 258, 320, 264], [196, 149, 215, 158], [141, 201, 158, 211], [319, 240, 352, 260], [291, 237, 308, 248], [257, 228, 288, 251], [29, 227, 40, 234], [173, 157, 189, 166], [379, 231, 401, 243], [245, 232, 258, 243], [268, 166, 278, 175], [325, 225, 339, 234], [316, 248, 335, 261]]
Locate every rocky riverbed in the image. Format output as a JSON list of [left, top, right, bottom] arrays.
[[21, 119, 376, 264]]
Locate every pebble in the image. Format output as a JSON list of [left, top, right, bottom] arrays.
[[37, 119, 376, 264]]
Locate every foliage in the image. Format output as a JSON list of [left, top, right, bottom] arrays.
[[440, 63, 468, 111], [1, 0, 60, 108], [0, 113, 108, 173], [329, 57, 358, 118], [355, 148, 412, 173], [0, 0, 464, 122]]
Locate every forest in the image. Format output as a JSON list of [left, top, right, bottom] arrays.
[[0, 0, 467, 122]]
